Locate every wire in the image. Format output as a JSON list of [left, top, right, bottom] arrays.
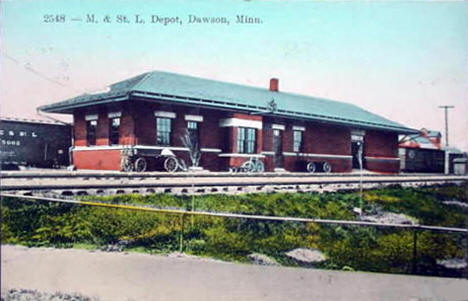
[[1, 51, 67, 88]]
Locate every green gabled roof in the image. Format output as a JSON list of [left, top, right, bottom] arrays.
[[39, 71, 418, 134]]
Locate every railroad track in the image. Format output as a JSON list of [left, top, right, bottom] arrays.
[[1, 171, 466, 196]]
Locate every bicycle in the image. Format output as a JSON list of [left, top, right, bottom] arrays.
[[231, 156, 264, 173]]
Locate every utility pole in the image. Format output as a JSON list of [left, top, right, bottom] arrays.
[[438, 106, 454, 175], [438, 105, 454, 147]]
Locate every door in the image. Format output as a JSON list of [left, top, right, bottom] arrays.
[[273, 129, 283, 168], [351, 141, 363, 169]]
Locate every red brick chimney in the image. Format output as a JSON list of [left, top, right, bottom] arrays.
[[269, 78, 279, 92]]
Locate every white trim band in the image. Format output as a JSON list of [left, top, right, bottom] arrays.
[[272, 124, 285, 130], [154, 111, 176, 119], [218, 153, 265, 158], [200, 148, 222, 153], [72, 145, 222, 153], [185, 114, 204, 122], [351, 130, 365, 136], [219, 118, 262, 129], [351, 135, 364, 142], [108, 111, 122, 118], [292, 126, 306, 131], [85, 114, 98, 121], [261, 151, 275, 156], [282, 152, 352, 159], [365, 156, 400, 161], [73, 145, 123, 151]]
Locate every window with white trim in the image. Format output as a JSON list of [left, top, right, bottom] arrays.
[[237, 127, 256, 154], [293, 130, 303, 152], [86, 120, 97, 146], [109, 117, 120, 145], [156, 117, 171, 146], [187, 121, 199, 143]]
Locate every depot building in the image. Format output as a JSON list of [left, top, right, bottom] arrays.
[[39, 71, 417, 172]]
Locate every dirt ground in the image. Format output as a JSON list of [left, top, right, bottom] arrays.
[[2, 245, 468, 301]]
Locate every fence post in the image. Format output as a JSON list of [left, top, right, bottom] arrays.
[[465, 206, 468, 279], [179, 213, 185, 253], [412, 229, 418, 274]]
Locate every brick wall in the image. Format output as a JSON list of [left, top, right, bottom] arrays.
[[282, 126, 293, 153], [263, 128, 273, 152], [73, 149, 121, 170], [134, 103, 156, 145], [304, 123, 350, 155], [283, 156, 351, 173], [120, 104, 135, 145], [96, 112, 109, 146], [73, 104, 136, 147], [70, 99, 400, 173], [261, 119, 352, 172], [364, 130, 399, 173], [133, 102, 226, 150], [200, 110, 225, 151], [364, 130, 398, 157], [73, 111, 86, 147]]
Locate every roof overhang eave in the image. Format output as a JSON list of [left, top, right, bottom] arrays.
[[131, 91, 419, 134], [38, 95, 130, 114], [259, 110, 419, 134]]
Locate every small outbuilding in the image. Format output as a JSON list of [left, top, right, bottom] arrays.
[[38, 71, 417, 172]]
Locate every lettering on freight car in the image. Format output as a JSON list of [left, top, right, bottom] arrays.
[[1, 140, 21, 146]]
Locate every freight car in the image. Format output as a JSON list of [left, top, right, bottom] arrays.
[[399, 147, 445, 173], [0, 117, 71, 170]]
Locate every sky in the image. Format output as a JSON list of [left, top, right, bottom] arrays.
[[1, 0, 467, 150]]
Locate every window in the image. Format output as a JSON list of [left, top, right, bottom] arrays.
[[187, 121, 199, 142], [237, 127, 256, 154], [86, 120, 97, 146], [8, 130, 14, 136], [293, 130, 303, 152], [32, 132, 38, 138], [109, 117, 120, 145], [20, 131, 27, 137], [0, 130, 4, 136], [156, 117, 171, 145]]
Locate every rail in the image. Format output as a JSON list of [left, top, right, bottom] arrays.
[[2, 170, 467, 179], [1, 174, 466, 193]]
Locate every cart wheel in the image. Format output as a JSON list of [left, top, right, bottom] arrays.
[[164, 156, 178, 173], [134, 157, 147, 172], [241, 161, 254, 173], [255, 160, 265, 173], [306, 162, 316, 173], [122, 158, 134, 172], [323, 162, 332, 173]]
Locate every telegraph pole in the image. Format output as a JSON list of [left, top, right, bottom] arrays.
[[438, 105, 454, 147], [438, 106, 454, 175]]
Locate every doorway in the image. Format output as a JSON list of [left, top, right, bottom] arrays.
[[273, 129, 283, 168], [351, 140, 363, 169]]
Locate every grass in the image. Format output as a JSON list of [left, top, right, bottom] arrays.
[[2, 183, 467, 277]]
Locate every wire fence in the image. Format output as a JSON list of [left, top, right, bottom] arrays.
[[1, 193, 467, 278]]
